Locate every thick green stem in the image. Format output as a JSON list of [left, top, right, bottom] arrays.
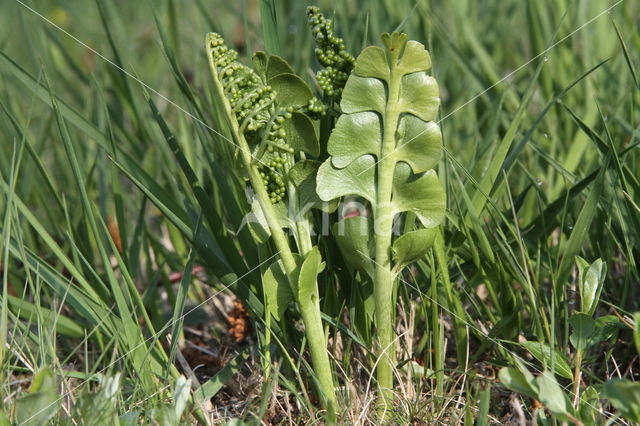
[[207, 55, 336, 422], [374, 62, 402, 413]]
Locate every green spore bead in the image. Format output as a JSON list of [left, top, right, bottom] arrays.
[[306, 6, 355, 101]]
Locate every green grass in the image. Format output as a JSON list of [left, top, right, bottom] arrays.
[[0, 0, 638, 424]]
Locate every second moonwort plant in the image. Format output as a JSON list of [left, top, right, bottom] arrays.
[[206, 33, 338, 420]]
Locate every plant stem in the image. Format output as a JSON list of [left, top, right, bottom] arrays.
[[373, 60, 402, 414], [207, 56, 337, 422]]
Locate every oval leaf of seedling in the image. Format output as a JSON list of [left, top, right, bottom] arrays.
[[253, 52, 295, 81], [243, 199, 293, 243], [498, 367, 539, 400], [576, 256, 606, 316], [288, 160, 337, 213], [298, 246, 325, 306], [569, 313, 597, 353], [252, 51, 269, 76], [603, 379, 640, 422], [15, 368, 60, 426], [269, 73, 313, 109], [392, 227, 437, 272], [520, 341, 573, 379], [332, 215, 375, 278], [535, 371, 575, 421], [283, 112, 319, 157], [266, 55, 295, 80], [263, 260, 294, 321]]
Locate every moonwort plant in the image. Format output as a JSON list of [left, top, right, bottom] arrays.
[[206, 7, 444, 421], [315, 31, 445, 411], [205, 33, 338, 420]]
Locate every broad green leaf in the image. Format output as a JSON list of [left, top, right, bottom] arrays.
[[269, 73, 313, 108], [575, 257, 606, 316], [603, 379, 640, 422], [263, 260, 294, 321], [283, 112, 319, 157], [267, 56, 295, 79], [593, 315, 622, 343], [498, 367, 538, 400], [73, 375, 121, 426], [298, 246, 325, 306], [332, 216, 374, 277], [15, 368, 60, 426], [535, 371, 574, 420], [391, 228, 437, 271], [520, 341, 573, 379]]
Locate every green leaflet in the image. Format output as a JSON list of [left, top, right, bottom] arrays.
[[316, 31, 445, 265], [391, 227, 437, 272]]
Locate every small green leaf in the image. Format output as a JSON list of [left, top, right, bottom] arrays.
[[328, 112, 382, 169], [569, 313, 597, 353], [244, 198, 292, 243], [265, 54, 295, 80], [283, 112, 319, 157], [15, 368, 60, 426], [288, 160, 336, 213], [392, 115, 441, 174], [576, 257, 606, 316], [391, 167, 446, 227], [520, 341, 573, 379], [252, 51, 269, 75], [398, 72, 440, 121], [317, 155, 376, 204], [73, 375, 121, 426], [535, 371, 574, 420], [353, 46, 389, 80], [341, 75, 386, 114], [269, 73, 313, 108], [603, 379, 640, 422], [498, 367, 539, 400], [263, 260, 294, 321], [332, 216, 374, 277], [391, 227, 437, 271], [298, 246, 325, 306]]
